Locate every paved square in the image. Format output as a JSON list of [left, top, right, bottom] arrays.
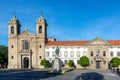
[[0, 69, 119, 80]]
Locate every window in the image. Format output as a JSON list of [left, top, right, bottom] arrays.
[[103, 60, 106, 65], [11, 26, 14, 34], [83, 51, 86, 56], [70, 51, 74, 57], [77, 51, 80, 57], [22, 40, 30, 50], [52, 51, 55, 57], [117, 51, 120, 56], [64, 51, 68, 57], [110, 51, 113, 57], [39, 56, 41, 59], [91, 51, 94, 57], [103, 51, 106, 56], [25, 41, 29, 50], [11, 45, 14, 48], [46, 52, 49, 57], [91, 60, 93, 64], [39, 26, 42, 33], [11, 56, 14, 59]]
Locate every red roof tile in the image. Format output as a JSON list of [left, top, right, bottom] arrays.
[[46, 41, 89, 46], [46, 40, 120, 45], [108, 40, 120, 45]]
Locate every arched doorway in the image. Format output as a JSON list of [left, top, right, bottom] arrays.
[[23, 57, 29, 68]]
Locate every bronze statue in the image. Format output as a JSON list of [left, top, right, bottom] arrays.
[[55, 46, 60, 57]]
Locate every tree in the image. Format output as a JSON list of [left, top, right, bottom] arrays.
[[40, 59, 50, 68], [79, 56, 89, 69], [0, 45, 8, 64], [111, 57, 120, 67], [67, 60, 74, 68]]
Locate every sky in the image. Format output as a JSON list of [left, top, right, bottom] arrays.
[[1, 0, 120, 46]]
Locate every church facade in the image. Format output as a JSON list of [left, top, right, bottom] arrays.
[[8, 15, 120, 69]]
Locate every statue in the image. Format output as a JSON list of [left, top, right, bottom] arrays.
[[51, 46, 62, 73], [55, 46, 60, 57]]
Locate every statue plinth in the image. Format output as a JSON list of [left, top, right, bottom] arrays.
[[52, 57, 62, 73], [51, 47, 62, 73]]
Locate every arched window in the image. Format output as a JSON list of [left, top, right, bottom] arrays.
[[11, 56, 14, 59], [22, 40, 30, 50], [11, 26, 14, 34], [91, 51, 93, 57], [103, 51, 106, 56], [39, 26, 42, 33], [25, 41, 29, 50]]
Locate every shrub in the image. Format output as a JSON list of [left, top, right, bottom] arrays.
[[79, 56, 89, 69]]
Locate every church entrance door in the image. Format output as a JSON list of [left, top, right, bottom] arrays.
[[23, 57, 29, 68]]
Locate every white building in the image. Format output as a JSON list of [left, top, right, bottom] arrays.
[[45, 38, 120, 69]]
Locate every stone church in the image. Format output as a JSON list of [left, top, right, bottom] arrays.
[[8, 14, 120, 69], [8, 15, 47, 69]]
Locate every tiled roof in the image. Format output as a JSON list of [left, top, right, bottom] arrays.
[[46, 40, 120, 45], [108, 40, 120, 45], [46, 41, 89, 45]]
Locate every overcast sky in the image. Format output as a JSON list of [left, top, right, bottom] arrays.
[[1, 0, 120, 46]]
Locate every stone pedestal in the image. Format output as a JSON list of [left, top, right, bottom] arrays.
[[52, 57, 62, 73]]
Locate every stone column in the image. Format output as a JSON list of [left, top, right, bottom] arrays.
[[19, 54, 22, 69], [29, 53, 32, 69]]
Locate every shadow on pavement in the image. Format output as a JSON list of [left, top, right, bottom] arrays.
[[75, 72, 105, 80], [34, 69, 74, 80], [117, 71, 120, 76], [65, 69, 74, 72], [34, 72, 61, 80]]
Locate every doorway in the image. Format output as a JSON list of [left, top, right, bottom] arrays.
[[23, 57, 29, 68], [96, 61, 100, 69]]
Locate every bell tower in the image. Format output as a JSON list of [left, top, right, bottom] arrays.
[[36, 15, 47, 38], [8, 15, 21, 69], [35, 15, 48, 68], [8, 15, 21, 38]]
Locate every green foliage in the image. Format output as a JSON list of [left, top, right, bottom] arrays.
[[67, 60, 74, 68], [0, 45, 8, 64], [111, 57, 120, 67], [79, 56, 89, 69], [40, 59, 50, 68]]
